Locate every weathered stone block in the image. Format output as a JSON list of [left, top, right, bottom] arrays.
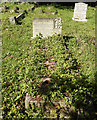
[[33, 17, 62, 38]]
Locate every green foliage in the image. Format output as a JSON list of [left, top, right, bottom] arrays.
[[1, 2, 96, 119]]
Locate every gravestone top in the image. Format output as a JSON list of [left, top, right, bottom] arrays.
[[72, 3, 88, 22], [32, 17, 62, 38]]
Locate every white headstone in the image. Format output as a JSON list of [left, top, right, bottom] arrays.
[[72, 3, 88, 22], [32, 17, 62, 38]]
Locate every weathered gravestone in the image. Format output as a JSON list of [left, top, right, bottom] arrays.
[[72, 3, 88, 22], [33, 17, 62, 38]]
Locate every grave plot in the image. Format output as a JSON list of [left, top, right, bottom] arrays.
[[24, 35, 81, 119], [33, 17, 62, 38], [2, 2, 95, 120], [72, 3, 88, 22]]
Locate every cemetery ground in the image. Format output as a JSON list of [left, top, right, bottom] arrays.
[[1, 2, 96, 120]]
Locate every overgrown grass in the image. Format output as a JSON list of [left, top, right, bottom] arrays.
[[1, 2, 96, 119]]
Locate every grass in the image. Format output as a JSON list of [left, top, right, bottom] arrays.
[[1, 2, 96, 119]]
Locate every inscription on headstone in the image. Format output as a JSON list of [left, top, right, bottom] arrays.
[[72, 3, 88, 22], [33, 17, 62, 38]]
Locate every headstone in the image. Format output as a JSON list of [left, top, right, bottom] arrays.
[[33, 17, 62, 38], [72, 3, 88, 22]]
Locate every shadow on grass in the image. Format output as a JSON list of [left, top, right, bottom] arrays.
[[63, 36, 74, 49], [68, 73, 97, 120]]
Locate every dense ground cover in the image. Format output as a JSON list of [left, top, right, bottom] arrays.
[[1, 2, 96, 119]]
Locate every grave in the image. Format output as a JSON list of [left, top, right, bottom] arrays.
[[32, 17, 62, 38], [72, 3, 88, 22]]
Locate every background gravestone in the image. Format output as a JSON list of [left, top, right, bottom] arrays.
[[33, 17, 62, 38], [72, 3, 88, 22]]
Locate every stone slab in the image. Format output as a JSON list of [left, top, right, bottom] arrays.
[[33, 17, 62, 38], [72, 3, 88, 22]]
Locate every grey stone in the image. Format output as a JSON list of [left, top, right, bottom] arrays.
[[9, 16, 17, 24], [33, 17, 62, 38], [72, 3, 88, 22]]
